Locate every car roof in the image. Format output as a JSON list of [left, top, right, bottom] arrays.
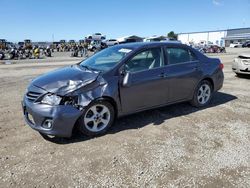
[[116, 41, 186, 50]]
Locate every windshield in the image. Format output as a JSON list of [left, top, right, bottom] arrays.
[[80, 46, 133, 71]]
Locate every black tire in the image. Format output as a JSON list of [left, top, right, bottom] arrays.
[[78, 100, 115, 136], [190, 80, 213, 107], [92, 47, 96, 52]]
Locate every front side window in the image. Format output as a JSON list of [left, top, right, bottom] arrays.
[[165, 47, 197, 64], [125, 48, 163, 73]]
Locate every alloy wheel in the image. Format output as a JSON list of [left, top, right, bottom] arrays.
[[84, 104, 111, 132], [197, 84, 211, 105]]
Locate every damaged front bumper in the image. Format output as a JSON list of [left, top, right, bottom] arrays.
[[22, 97, 83, 137]]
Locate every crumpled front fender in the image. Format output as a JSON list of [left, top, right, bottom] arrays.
[[67, 76, 120, 110]]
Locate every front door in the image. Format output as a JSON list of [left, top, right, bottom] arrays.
[[119, 48, 168, 113]]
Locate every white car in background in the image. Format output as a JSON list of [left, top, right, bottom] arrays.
[[87, 33, 106, 40], [105, 39, 119, 46], [232, 53, 250, 76], [230, 42, 243, 48]]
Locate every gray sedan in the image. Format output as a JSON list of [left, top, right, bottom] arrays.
[[22, 42, 224, 137]]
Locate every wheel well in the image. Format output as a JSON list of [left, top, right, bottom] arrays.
[[202, 78, 214, 91], [97, 96, 118, 117]]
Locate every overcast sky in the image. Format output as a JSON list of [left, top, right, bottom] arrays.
[[1, 0, 250, 42]]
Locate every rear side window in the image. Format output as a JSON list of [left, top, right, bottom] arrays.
[[165, 47, 197, 64]]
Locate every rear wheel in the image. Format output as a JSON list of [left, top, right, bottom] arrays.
[[78, 100, 115, 136], [191, 80, 213, 107]]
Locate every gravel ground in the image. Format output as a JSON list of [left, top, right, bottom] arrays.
[[0, 48, 250, 187]]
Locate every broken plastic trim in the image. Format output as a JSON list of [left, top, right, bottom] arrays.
[[63, 76, 111, 111]]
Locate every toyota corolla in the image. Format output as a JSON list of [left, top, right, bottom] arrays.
[[22, 42, 224, 137]]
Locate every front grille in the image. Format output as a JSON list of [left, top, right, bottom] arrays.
[[26, 91, 42, 102]]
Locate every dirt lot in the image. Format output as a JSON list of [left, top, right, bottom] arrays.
[[0, 49, 250, 187]]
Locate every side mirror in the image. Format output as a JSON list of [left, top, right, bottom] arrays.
[[122, 71, 131, 87], [120, 65, 132, 87]]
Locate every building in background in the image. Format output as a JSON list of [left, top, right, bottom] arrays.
[[178, 27, 250, 47], [117, 35, 144, 44], [223, 28, 250, 47]]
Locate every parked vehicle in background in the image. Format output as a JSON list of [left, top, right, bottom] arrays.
[[79, 40, 85, 45], [105, 39, 119, 46], [33, 47, 40, 59], [68, 40, 76, 44], [44, 46, 52, 57], [24, 49, 32, 59], [232, 53, 250, 76], [242, 41, 250, 48], [88, 40, 100, 51], [60, 40, 66, 44], [88, 40, 107, 51], [8, 48, 18, 59], [229, 42, 243, 48], [0, 50, 5, 60], [193, 46, 205, 53], [204, 45, 226, 53], [0, 39, 7, 50], [18, 42, 25, 48], [24, 39, 32, 50], [87, 33, 106, 40], [22, 42, 224, 138]]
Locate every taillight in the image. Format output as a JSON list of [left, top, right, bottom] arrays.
[[219, 63, 224, 69]]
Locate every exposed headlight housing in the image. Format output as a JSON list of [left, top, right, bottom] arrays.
[[41, 94, 62, 105]]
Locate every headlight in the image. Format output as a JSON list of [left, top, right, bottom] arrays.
[[242, 60, 250, 65], [41, 94, 62, 105]]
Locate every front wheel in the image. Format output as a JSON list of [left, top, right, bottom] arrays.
[[78, 100, 115, 136], [191, 80, 213, 107]]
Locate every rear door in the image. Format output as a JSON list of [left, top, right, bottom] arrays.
[[164, 47, 202, 102]]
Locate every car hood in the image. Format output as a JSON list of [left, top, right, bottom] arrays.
[[238, 53, 250, 59], [32, 65, 100, 95]]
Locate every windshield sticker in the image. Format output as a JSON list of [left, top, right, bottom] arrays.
[[118, 48, 132, 53]]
